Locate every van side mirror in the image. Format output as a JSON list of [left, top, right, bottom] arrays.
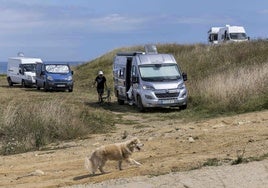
[[71, 70, 74, 75], [182, 72, 187, 81], [132, 76, 139, 83]]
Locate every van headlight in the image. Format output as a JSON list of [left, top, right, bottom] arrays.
[[67, 76, 72, 81], [142, 84, 155, 90], [177, 83, 186, 89], [47, 75, 53, 81]]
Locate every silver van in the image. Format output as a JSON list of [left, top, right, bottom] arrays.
[[113, 45, 188, 111]]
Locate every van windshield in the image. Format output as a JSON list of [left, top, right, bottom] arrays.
[[45, 65, 70, 73], [230, 33, 247, 40], [139, 64, 180, 81], [23, 64, 36, 72]]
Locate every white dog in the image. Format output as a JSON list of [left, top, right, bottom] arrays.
[[85, 137, 143, 175]]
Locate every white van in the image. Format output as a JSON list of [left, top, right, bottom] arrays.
[[7, 54, 43, 87], [218, 25, 249, 43], [208, 27, 222, 44], [113, 45, 188, 111]]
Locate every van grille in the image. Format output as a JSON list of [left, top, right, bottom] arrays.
[[155, 92, 179, 98]]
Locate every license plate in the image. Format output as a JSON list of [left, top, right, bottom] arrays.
[[57, 84, 65, 87], [161, 100, 175, 104]]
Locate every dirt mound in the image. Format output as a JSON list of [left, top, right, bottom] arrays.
[[1, 110, 268, 188]]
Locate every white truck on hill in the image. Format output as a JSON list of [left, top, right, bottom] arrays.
[[208, 27, 222, 44], [208, 25, 249, 44], [7, 53, 43, 87]]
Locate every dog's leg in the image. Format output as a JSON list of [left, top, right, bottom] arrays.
[[118, 160, 123, 170], [85, 156, 96, 175], [98, 160, 107, 174], [126, 158, 141, 166], [99, 166, 105, 174]]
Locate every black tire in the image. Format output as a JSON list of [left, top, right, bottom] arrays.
[[36, 81, 40, 90], [117, 91, 124, 105], [21, 80, 26, 88], [137, 95, 145, 112], [7, 77, 13, 86], [180, 104, 187, 110], [117, 98, 124, 105], [68, 88, 73, 92], [44, 83, 49, 92]]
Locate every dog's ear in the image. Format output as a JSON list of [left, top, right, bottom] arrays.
[[131, 137, 138, 144]]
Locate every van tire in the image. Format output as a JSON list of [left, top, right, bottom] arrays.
[[117, 98, 124, 105], [137, 95, 145, 112], [7, 77, 13, 86], [36, 81, 40, 90], [117, 91, 124, 105], [180, 104, 187, 110], [68, 88, 73, 92], [44, 83, 49, 92], [21, 80, 26, 88]]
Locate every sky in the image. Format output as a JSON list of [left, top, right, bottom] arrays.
[[0, 0, 268, 62]]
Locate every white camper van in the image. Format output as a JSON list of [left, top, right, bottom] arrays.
[[7, 54, 43, 87], [113, 45, 188, 111], [218, 25, 249, 43], [208, 27, 222, 44]]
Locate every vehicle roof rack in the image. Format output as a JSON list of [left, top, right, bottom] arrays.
[[116, 52, 144, 56]]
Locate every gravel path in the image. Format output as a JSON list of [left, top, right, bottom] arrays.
[[69, 159, 268, 188]]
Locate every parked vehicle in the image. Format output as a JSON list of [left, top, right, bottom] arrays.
[[208, 27, 222, 44], [7, 53, 43, 87], [113, 45, 188, 111], [218, 25, 249, 43], [35, 63, 73, 92], [208, 25, 249, 44]]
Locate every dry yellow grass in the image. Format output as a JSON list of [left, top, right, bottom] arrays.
[[0, 41, 268, 154]]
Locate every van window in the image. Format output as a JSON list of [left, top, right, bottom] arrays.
[[230, 33, 247, 40], [23, 64, 36, 72], [45, 65, 70, 73], [119, 68, 125, 78], [131, 66, 138, 76], [139, 64, 180, 81]]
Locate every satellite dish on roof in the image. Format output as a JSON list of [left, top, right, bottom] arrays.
[[17, 52, 25, 57], [144, 44, 158, 54]]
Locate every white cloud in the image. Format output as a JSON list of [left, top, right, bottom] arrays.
[[259, 9, 268, 14], [88, 14, 148, 32]]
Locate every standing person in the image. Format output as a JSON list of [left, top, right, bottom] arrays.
[[93, 70, 107, 103]]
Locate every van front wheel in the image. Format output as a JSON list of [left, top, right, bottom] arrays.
[[180, 104, 187, 110], [137, 95, 145, 112]]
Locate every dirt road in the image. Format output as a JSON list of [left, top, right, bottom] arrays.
[[1, 110, 268, 188]]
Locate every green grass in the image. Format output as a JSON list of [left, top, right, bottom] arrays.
[[0, 40, 268, 155]]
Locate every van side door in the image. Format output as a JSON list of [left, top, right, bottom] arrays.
[[131, 65, 139, 99]]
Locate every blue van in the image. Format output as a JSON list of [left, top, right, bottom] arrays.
[[36, 63, 73, 92]]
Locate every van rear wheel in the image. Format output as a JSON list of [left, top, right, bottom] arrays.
[[117, 98, 124, 105], [36, 81, 40, 90], [7, 77, 13, 86], [21, 80, 26, 88]]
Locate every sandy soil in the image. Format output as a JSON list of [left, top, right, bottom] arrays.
[[1, 110, 268, 188]]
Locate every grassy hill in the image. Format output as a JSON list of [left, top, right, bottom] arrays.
[[0, 41, 267, 155], [74, 41, 268, 113]]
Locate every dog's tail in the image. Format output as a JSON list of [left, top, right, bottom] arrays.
[[84, 156, 93, 173]]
